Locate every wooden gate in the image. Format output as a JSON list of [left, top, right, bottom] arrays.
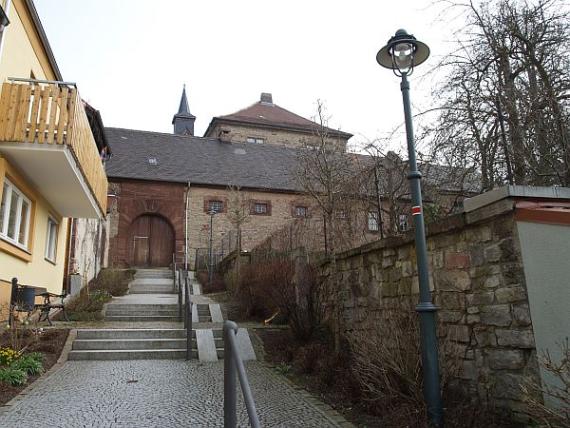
[[129, 215, 174, 267]]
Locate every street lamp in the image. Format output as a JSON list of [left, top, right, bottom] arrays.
[[207, 208, 217, 289], [377, 29, 443, 427]]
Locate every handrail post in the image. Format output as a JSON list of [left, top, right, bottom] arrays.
[[178, 270, 183, 323], [186, 276, 192, 360], [224, 321, 237, 428]]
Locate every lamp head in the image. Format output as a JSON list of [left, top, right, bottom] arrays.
[[376, 29, 430, 76]]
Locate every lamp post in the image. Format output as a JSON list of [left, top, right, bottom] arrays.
[[377, 29, 443, 427], [207, 208, 217, 289]]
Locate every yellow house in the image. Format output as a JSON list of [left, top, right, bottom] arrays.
[[0, 0, 107, 310]]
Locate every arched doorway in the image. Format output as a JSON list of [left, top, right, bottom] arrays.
[[129, 214, 174, 267]]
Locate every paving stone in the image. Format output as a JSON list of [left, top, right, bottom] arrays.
[[0, 361, 347, 427]]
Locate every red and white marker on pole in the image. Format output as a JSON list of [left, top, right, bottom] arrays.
[[411, 206, 422, 216]]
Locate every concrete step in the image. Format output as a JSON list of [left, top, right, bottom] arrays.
[[131, 278, 174, 286], [68, 349, 186, 361], [190, 349, 224, 359], [76, 329, 185, 340], [105, 310, 179, 317], [104, 315, 179, 322], [105, 304, 178, 311], [73, 338, 186, 351], [129, 289, 176, 295]]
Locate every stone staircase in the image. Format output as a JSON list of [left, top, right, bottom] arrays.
[[68, 268, 255, 362]]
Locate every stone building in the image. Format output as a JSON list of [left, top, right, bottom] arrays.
[[105, 90, 362, 269]]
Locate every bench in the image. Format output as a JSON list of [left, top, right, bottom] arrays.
[[35, 292, 69, 326]]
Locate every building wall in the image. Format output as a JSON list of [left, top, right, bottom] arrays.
[[207, 123, 348, 150], [0, 0, 66, 310], [0, 157, 67, 297], [107, 180, 187, 267], [0, 0, 58, 83], [187, 187, 313, 268], [68, 217, 106, 288], [517, 221, 570, 409]]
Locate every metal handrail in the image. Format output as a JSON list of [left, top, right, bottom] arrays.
[[178, 268, 183, 322], [224, 320, 260, 428], [184, 275, 192, 360]]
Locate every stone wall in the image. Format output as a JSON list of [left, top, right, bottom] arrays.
[[321, 201, 539, 413], [207, 122, 348, 150]]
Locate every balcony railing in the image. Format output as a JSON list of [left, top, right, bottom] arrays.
[[0, 79, 107, 215]]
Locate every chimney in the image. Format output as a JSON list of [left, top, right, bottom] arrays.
[[260, 92, 273, 105]]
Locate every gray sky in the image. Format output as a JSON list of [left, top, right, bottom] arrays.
[[35, 0, 454, 152]]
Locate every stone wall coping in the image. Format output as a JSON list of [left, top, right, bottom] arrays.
[[464, 185, 570, 213]]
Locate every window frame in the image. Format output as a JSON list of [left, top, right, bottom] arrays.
[[294, 205, 309, 218], [208, 200, 224, 214], [246, 137, 264, 144], [398, 214, 409, 232], [45, 216, 58, 263], [367, 211, 379, 232], [0, 178, 32, 250], [250, 200, 272, 216]]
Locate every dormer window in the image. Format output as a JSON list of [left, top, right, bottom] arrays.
[[246, 137, 264, 144], [148, 157, 158, 165]]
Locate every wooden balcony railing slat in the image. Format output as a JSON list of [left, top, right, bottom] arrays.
[[0, 83, 12, 140], [37, 85, 50, 144], [16, 84, 32, 142], [56, 87, 69, 145], [6, 84, 20, 141], [46, 84, 59, 144], [28, 85, 41, 143]]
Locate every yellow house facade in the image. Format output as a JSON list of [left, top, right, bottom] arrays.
[[0, 0, 107, 309]]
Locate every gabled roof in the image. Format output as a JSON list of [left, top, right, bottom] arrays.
[[104, 127, 301, 192], [204, 94, 353, 140]]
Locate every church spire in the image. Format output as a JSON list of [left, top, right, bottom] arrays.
[[172, 85, 196, 136]]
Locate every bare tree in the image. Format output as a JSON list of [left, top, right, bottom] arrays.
[[428, 0, 570, 188], [226, 185, 250, 289]]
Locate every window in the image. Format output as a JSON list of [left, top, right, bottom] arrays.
[[208, 200, 224, 213], [246, 137, 264, 144], [295, 206, 308, 218], [337, 210, 347, 220], [368, 211, 379, 232], [0, 179, 32, 249], [254, 203, 268, 214], [45, 217, 58, 262], [399, 214, 409, 232]]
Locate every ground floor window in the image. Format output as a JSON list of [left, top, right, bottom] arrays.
[[45, 217, 58, 262], [294, 206, 308, 218], [0, 178, 31, 250], [208, 200, 224, 213], [368, 211, 379, 232]]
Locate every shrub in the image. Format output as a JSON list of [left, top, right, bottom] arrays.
[[520, 339, 570, 427], [196, 271, 226, 294], [11, 354, 43, 376], [0, 347, 20, 367], [90, 268, 135, 296], [0, 367, 28, 386]]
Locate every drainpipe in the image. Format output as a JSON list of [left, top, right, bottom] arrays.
[[185, 182, 191, 271]]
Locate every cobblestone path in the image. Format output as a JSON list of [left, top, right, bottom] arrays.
[[0, 360, 349, 427]]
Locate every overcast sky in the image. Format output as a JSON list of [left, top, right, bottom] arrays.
[[35, 0, 457, 152]]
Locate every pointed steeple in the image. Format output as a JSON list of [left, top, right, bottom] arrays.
[[172, 85, 196, 136]]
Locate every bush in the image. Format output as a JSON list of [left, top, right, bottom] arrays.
[[196, 271, 226, 294], [0, 367, 28, 386], [11, 354, 43, 376], [90, 269, 135, 296], [236, 257, 323, 341]]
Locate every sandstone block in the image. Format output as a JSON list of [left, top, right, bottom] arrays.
[[484, 275, 502, 289], [496, 329, 535, 348], [439, 310, 463, 323], [438, 270, 471, 291], [474, 329, 497, 347], [401, 260, 414, 277], [488, 349, 525, 370], [495, 286, 527, 304], [466, 292, 495, 306], [480, 304, 511, 327], [445, 252, 471, 269], [459, 360, 478, 380], [467, 314, 480, 324], [484, 244, 502, 263], [512, 303, 531, 326]]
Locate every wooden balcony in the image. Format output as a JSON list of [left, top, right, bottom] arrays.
[[0, 80, 107, 218]]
